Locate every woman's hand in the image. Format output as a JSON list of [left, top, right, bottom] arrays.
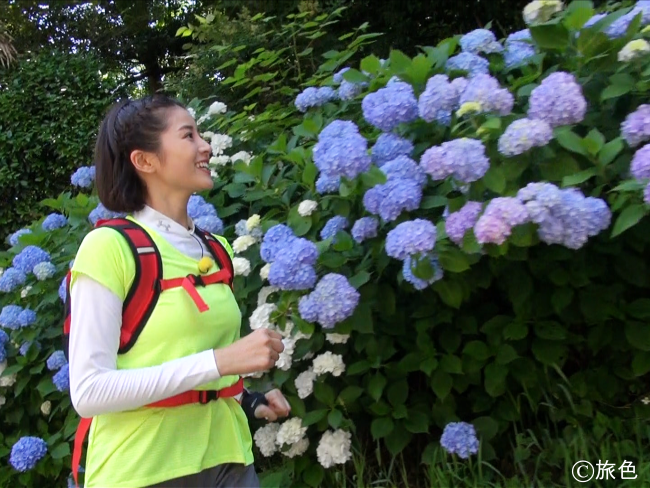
[[254, 388, 291, 421], [214, 329, 284, 377]]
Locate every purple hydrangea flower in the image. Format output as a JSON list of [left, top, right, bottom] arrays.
[[528, 72, 587, 127], [418, 75, 462, 123], [460, 29, 503, 54], [18, 309, 36, 327], [88, 202, 126, 226], [631, 144, 650, 179], [0, 268, 27, 293], [446, 201, 483, 245], [71, 166, 96, 188], [298, 274, 360, 328], [420, 138, 490, 183], [53, 364, 70, 392], [195, 215, 224, 234], [371, 133, 414, 167], [9, 436, 48, 472], [313, 120, 371, 180], [484, 197, 530, 227], [474, 214, 512, 245], [622, 105, 650, 147], [261, 225, 295, 263], [498, 118, 553, 156], [351, 217, 379, 243], [440, 422, 479, 459], [58, 276, 68, 302], [459, 74, 514, 116], [446, 52, 490, 77], [503, 29, 536, 69], [42, 213, 68, 231], [0, 305, 23, 329], [8, 228, 32, 247], [47, 350, 68, 371], [362, 81, 419, 132], [316, 174, 341, 194], [13, 246, 50, 274], [320, 216, 349, 241], [363, 179, 423, 222], [403, 254, 444, 290], [33, 262, 56, 281], [385, 219, 437, 260], [381, 156, 427, 187]]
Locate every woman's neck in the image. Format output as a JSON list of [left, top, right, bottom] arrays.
[[144, 193, 191, 230]]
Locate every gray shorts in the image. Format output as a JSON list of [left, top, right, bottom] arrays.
[[147, 463, 259, 488]]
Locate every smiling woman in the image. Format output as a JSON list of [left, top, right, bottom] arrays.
[[65, 95, 291, 488]]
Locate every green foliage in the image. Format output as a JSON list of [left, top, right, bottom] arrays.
[[0, 49, 122, 243]]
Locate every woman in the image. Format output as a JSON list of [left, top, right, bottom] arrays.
[[68, 95, 289, 488]]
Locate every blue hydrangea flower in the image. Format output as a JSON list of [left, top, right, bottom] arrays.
[[269, 260, 317, 291], [363, 179, 423, 222], [0, 305, 23, 329], [484, 197, 530, 227], [371, 133, 414, 167], [528, 72, 587, 127], [316, 174, 341, 194], [195, 215, 224, 235], [440, 422, 479, 459], [418, 75, 462, 123], [188, 195, 218, 219], [298, 274, 360, 328], [0, 267, 26, 293], [295, 87, 338, 112], [460, 29, 503, 54], [459, 74, 514, 116], [313, 120, 371, 180], [622, 104, 650, 147], [351, 217, 379, 243], [320, 216, 349, 242], [19, 340, 41, 356], [446, 201, 483, 245], [605, 5, 650, 39], [42, 213, 68, 231], [9, 436, 48, 472], [18, 309, 36, 327], [420, 138, 490, 183], [47, 350, 68, 371], [234, 220, 249, 237], [13, 246, 50, 274], [33, 261, 56, 281], [385, 219, 437, 260], [582, 13, 607, 30], [284, 238, 319, 266], [503, 29, 536, 69], [8, 228, 32, 247], [71, 166, 96, 188], [339, 80, 364, 100], [498, 118, 553, 156], [381, 156, 427, 187], [631, 144, 650, 179], [446, 52, 490, 77], [0, 329, 8, 347], [261, 225, 296, 263], [53, 364, 70, 392], [58, 276, 68, 302], [403, 254, 444, 290], [333, 68, 350, 84], [362, 81, 419, 132], [0, 344, 5, 362], [88, 203, 127, 226]]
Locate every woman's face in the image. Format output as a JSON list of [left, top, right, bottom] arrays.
[[149, 106, 214, 195]]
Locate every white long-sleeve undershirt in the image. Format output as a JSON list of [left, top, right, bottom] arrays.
[[68, 205, 232, 418]]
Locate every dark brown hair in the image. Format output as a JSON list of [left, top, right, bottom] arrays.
[[94, 95, 186, 213]]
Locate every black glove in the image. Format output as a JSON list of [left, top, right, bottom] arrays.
[[241, 390, 269, 421]]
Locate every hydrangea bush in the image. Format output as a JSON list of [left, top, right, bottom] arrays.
[[3, 1, 650, 486]]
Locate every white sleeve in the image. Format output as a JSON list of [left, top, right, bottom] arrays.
[[68, 274, 222, 418]]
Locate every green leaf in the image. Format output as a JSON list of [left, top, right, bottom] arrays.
[[540, 152, 581, 181], [495, 344, 519, 364], [531, 339, 567, 365], [463, 341, 490, 361], [504, 321, 528, 340], [625, 322, 650, 351], [632, 352, 650, 376], [342, 68, 369, 84], [438, 248, 470, 273], [314, 382, 336, 406], [338, 386, 364, 405], [302, 409, 328, 426], [431, 370, 453, 399], [361, 165, 387, 187], [347, 360, 370, 375], [420, 357, 438, 376], [484, 362, 508, 397], [534, 321, 567, 341], [598, 138, 624, 166], [600, 83, 632, 102], [482, 165, 506, 194], [303, 465, 324, 487], [360, 54, 382, 74], [303, 162, 318, 186], [328, 409, 344, 429], [441, 354, 463, 374], [563, 4, 595, 29], [555, 129, 587, 156], [551, 287, 574, 314], [562, 168, 597, 187], [50, 443, 70, 460], [627, 299, 650, 319], [473, 416, 499, 440], [433, 280, 463, 308], [584, 128, 605, 155], [389, 49, 412, 73], [385, 424, 412, 455], [529, 24, 570, 50], [420, 195, 447, 209], [407, 54, 434, 85], [404, 411, 430, 434], [387, 380, 409, 407], [371, 417, 394, 439], [612, 204, 647, 238], [368, 373, 387, 402], [349, 270, 371, 289]]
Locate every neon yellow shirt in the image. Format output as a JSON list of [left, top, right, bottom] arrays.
[[70, 216, 253, 488]]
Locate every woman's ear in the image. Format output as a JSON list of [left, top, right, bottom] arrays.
[[130, 149, 156, 174]]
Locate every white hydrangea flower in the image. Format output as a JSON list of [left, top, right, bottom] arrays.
[[210, 169, 219, 179], [299, 351, 315, 361], [0, 395, 5, 408], [246, 214, 261, 231], [283, 437, 309, 458], [317, 429, 353, 468], [523, 0, 563, 25], [233, 235, 257, 254], [40, 401, 51, 415], [279, 320, 294, 338], [260, 263, 271, 281], [276, 337, 295, 371], [242, 370, 266, 379], [231, 151, 253, 165], [187, 107, 196, 119], [209, 155, 230, 167], [202, 131, 215, 139], [208, 101, 227, 115], [276, 417, 307, 447], [250, 303, 277, 330], [0, 373, 17, 387], [618, 39, 650, 62], [298, 200, 318, 217], [295, 328, 312, 342], [312, 351, 346, 377], [254, 423, 280, 457], [257, 286, 278, 306], [197, 114, 209, 126], [326, 333, 350, 344], [233, 257, 251, 276], [0, 268, 4, 278], [21, 285, 32, 298], [295, 368, 316, 399], [210, 134, 233, 155]]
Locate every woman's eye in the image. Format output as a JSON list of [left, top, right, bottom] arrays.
[[185, 132, 193, 138]]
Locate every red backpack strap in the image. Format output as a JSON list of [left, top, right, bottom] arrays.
[[194, 227, 234, 288]]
